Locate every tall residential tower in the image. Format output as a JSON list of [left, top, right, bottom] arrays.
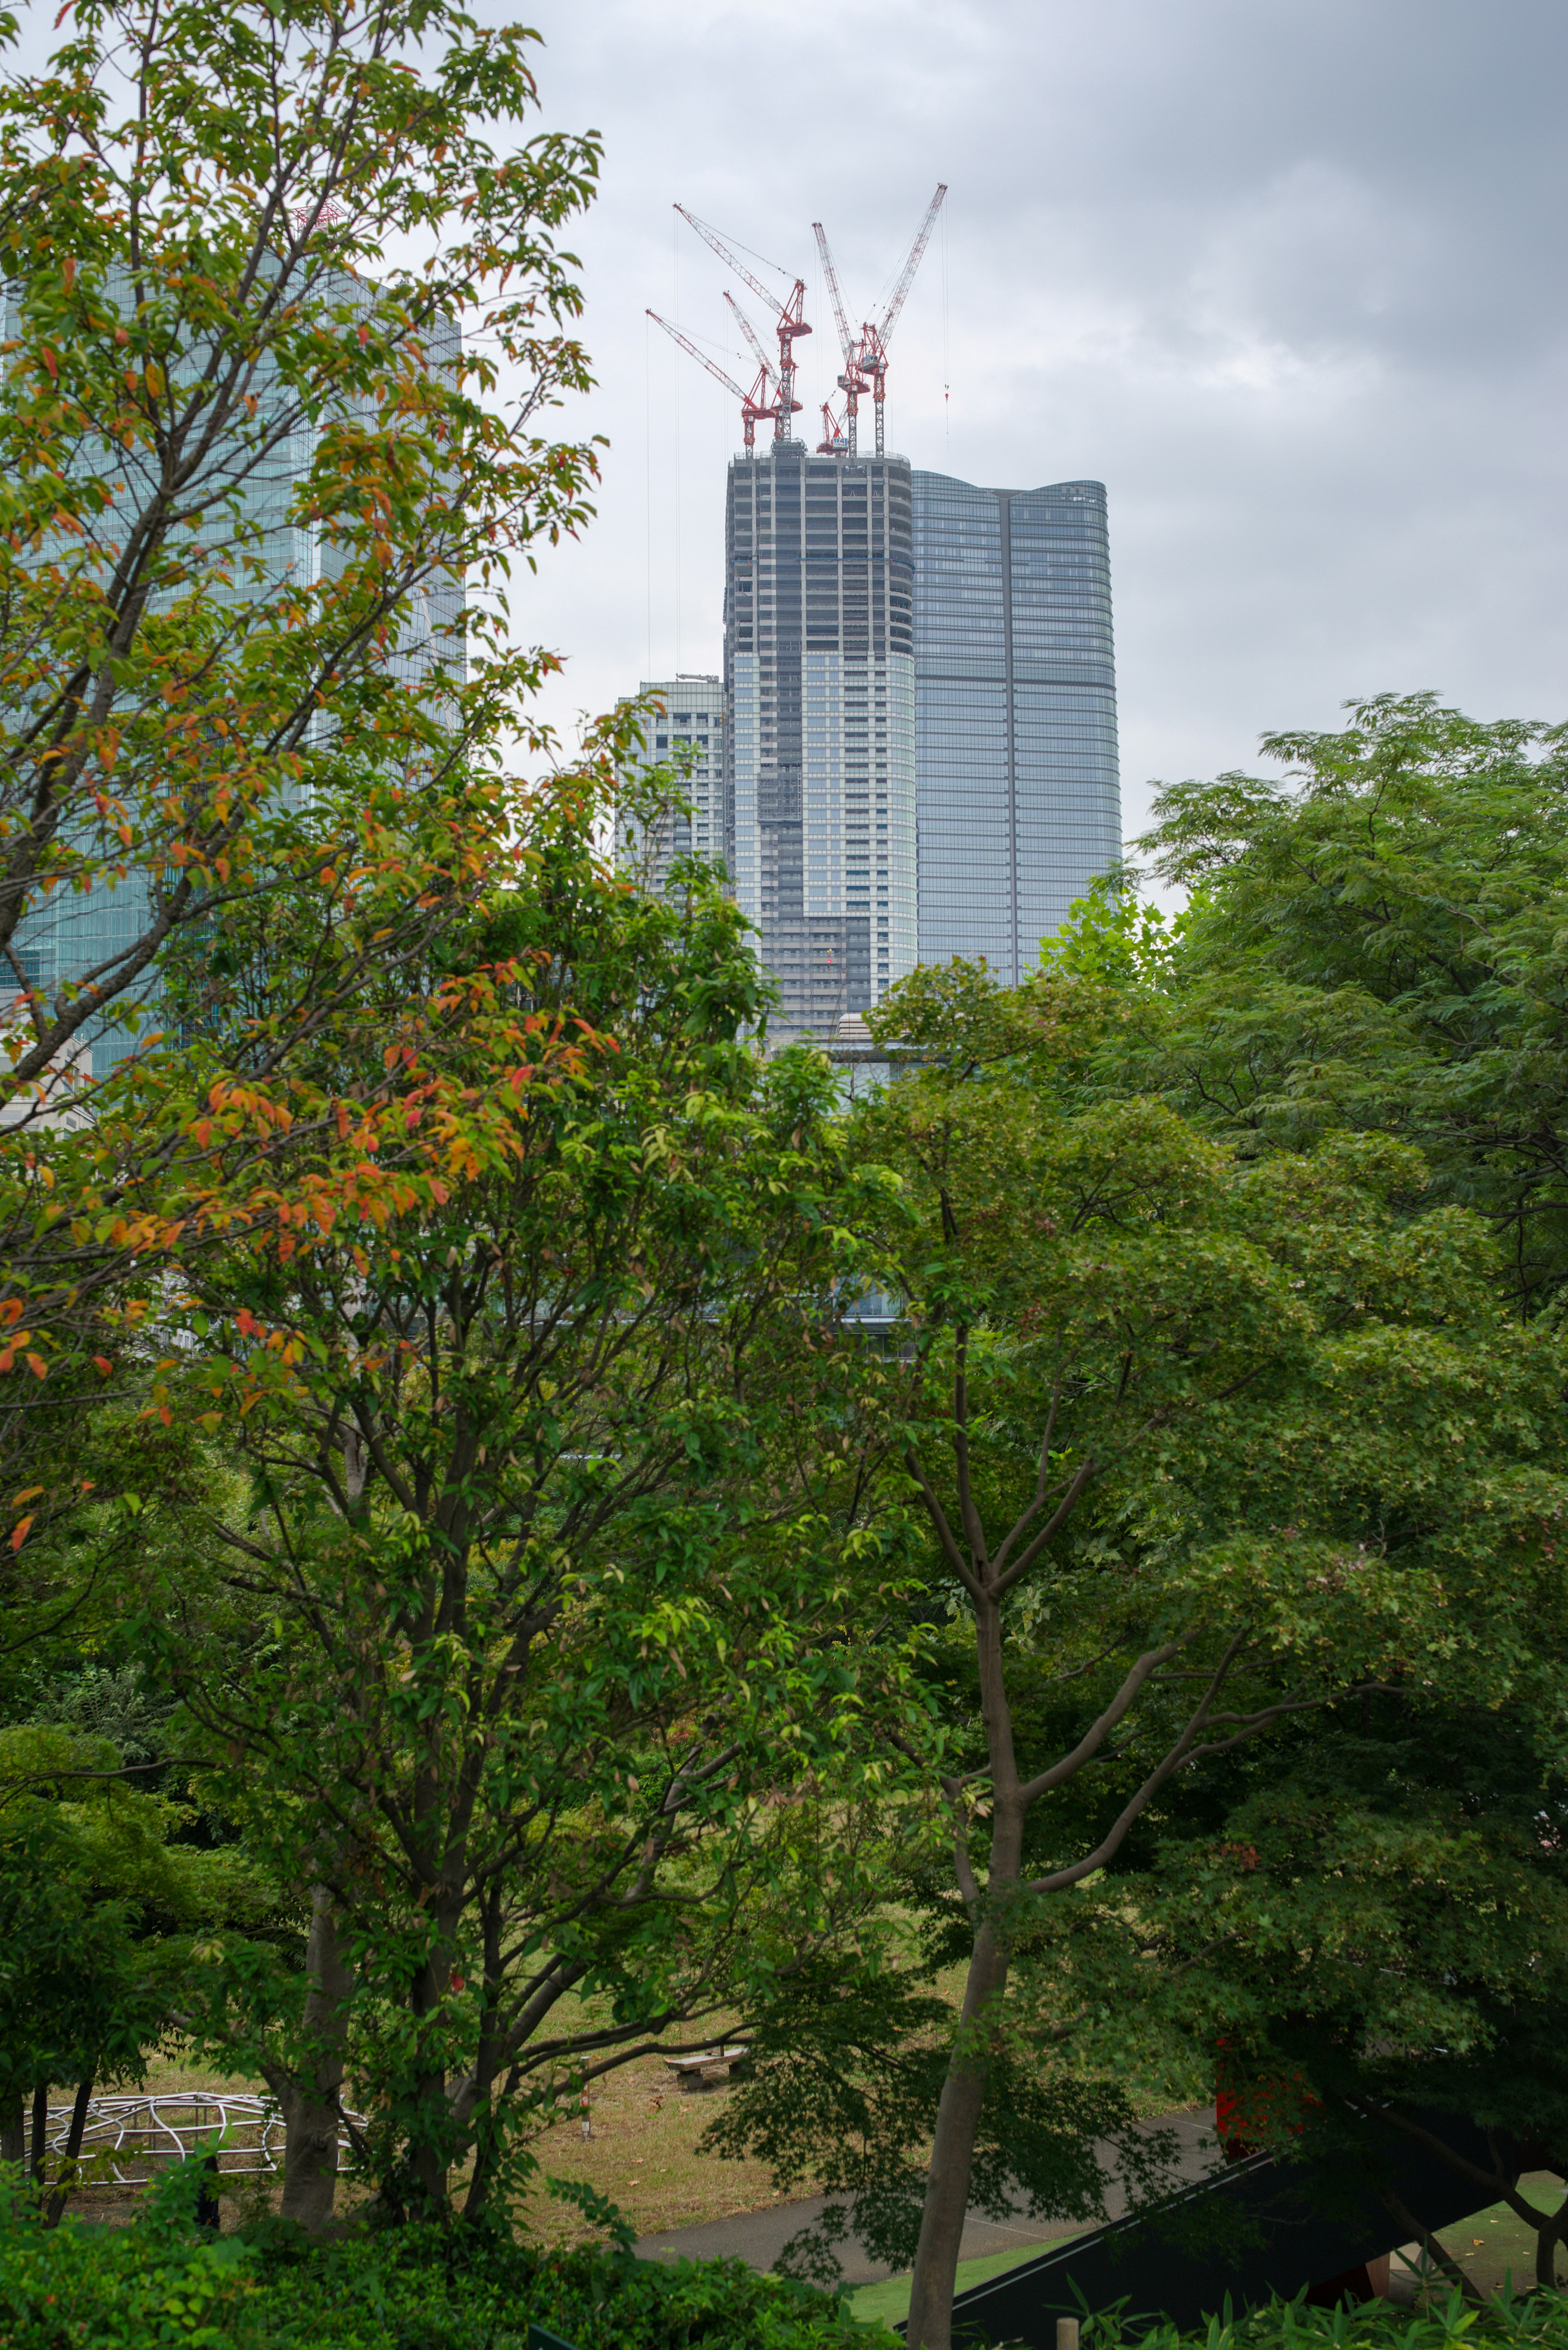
[[613, 676, 724, 893], [911, 472, 1120, 979], [724, 440, 917, 1038]]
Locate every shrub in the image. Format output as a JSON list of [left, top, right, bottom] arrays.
[[0, 2162, 881, 2349]]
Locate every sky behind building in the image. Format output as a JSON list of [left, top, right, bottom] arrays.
[[489, 0, 1566, 878]]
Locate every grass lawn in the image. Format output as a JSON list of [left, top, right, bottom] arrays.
[[1431, 2176, 1566, 2301], [42, 2024, 791, 2245], [848, 2229, 1085, 2332]]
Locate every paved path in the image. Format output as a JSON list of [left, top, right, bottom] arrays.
[[635, 2108, 1221, 2289]]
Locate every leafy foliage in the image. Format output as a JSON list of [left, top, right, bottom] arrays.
[[718, 955, 1568, 2348], [129, 812, 925, 2221], [0, 2161, 882, 2348], [1118, 1690, 1568, 2292], [0, 0, 612, 1454], [1136, 693, 1568, 1311]]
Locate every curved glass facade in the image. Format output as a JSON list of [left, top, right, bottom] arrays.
[[911, 472, 1120, 981]]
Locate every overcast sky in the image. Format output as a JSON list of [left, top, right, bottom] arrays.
[[493, 0, 1566, 859]]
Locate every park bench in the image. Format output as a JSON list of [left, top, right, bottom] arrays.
[[660, 2046, 747, 2091]]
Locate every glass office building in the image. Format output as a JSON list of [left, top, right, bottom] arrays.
[[911, 472, 1120, 980], [3, 272, 461, 1072], [724, 441, 917, 1040]]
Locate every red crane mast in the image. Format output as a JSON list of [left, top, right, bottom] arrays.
[[675, 205, 811, 438], [857, 183, 948, 456], [646, 310, 777, 451], [812, 221, 871, 458]]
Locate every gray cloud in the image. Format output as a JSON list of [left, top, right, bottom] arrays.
[[496, 0, 1566, 855], [11, 0, 1559, 868]]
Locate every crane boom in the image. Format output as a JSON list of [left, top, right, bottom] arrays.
[[878, 181, 947, 343], [812, 221, 855, 362], [675, 205, 784, 321], [646, 309, 776, 451], [723, 291, 777, 386], [647, 309, 748, 401], [851, 183, 950, 454], [675, 203, 811, 439], [811, 219, 873, 455]]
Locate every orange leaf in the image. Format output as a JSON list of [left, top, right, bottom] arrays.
[[25, 1354, 47, 1380], [93, 1356, 113, 1377], [10, 1516, 33, 1552]]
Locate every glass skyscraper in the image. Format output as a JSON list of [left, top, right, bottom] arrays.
[[4, 272, 461, 1072], [911, 472, 1120, 980], [724, 442, 917, 1039]]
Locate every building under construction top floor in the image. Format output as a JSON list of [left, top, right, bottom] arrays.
[[724, 441, 917, 1040]]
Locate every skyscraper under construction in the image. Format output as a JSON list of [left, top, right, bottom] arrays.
[[723, 440, 916, 1037], [648, 189, 1121, 1030]]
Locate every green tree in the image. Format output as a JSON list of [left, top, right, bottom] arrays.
[[1136, 693, 1568, 1312], [736, 959, 1568, 2350], [138, 809, 922, 2227], [0, 1718, 273, 2219], [1127, 1690, 1568, 2298], [0, 0, 604, 1416]]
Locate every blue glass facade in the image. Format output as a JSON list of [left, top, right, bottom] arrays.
[[3, 274, 462, 1071], [911, 472, 1120, 981]]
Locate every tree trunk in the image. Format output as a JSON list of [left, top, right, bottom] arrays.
[[264, 1884, 352, 2234], [904, 1925, 1010, 2350], [1376, 2183, 1486, 2308], [1537, 2191, 1568, 2289], [905, 1578, 1025, 2350], [43, 2074, 94, 2227], [29, 2081, 47, 2185], [0, 2091, 23, 2166]]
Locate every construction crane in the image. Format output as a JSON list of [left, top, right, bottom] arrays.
[[816, 401, 848, 456], [811, 221, 873, 457], [815, 184, 947, 458], [722, 291, 780, 398], [646, 310, 778, 451], [675, 205, 811, 438]]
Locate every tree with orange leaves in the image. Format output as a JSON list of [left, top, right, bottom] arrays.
[[130, 794, 924, 2229], [0, 0, 604, 1465]]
